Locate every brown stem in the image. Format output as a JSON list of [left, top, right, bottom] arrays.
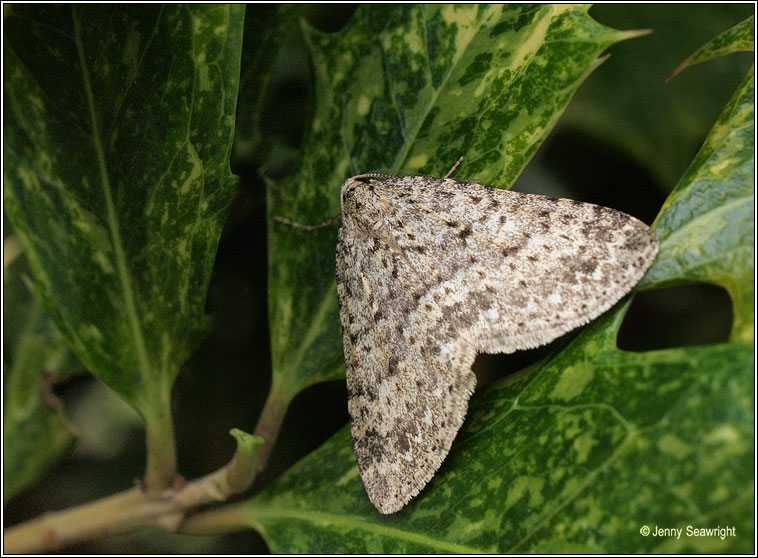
[[3, 488, 181, 554], [142, 389, 177, 492], [179, 504, 252, 536], [252, 380, 291, 471], [4, 430, 258, 554], [4, 371, 292, 552]]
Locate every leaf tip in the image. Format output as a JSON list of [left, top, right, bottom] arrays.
[[229, 428, 265, 453], [617, 27, 653, 42], [666, 57, 693, 82]]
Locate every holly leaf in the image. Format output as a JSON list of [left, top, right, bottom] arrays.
[[642, 68, 754, 341], [3, 5, 244, 437], [3, 251, 81, 502], [667, 14, 754, 81], [233, 4, 305, 169], [266, 2, 644, 419], [560, 5, 753, 187], [238, 12, 754, 553]]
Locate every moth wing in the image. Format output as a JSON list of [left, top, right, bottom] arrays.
[[377, 176, 659, 354], [337, 220, 476, 514], [337, 175, 658, 514]]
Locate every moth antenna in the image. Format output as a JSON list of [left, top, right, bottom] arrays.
[[273, 214, 341, 231], [443, 156, 464, 179]]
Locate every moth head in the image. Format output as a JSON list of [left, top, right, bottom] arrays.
[[341, 175, 396, 241]]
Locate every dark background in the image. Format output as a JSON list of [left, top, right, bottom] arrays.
[[4, 4, 752, 553]]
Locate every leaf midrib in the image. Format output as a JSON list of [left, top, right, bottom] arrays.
[[72, 7, 154, 400], [388, 5, 489, 170], [659, 194, 753, 250], [282, 282, 338, 390], [388, 4, 559, 172], [254, 507, 485, 554]]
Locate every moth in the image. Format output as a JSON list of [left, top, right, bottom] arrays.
[[278, 163, 658, 514]]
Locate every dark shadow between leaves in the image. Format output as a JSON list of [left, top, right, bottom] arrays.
[[617, 283, 733, 351]]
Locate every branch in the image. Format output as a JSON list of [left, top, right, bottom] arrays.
[[252, 379, 291, 471], [4, 488, 179, 554], [4, 430, 263, 554], [143, 400, 178, 492], [178, 504, 252, 536]]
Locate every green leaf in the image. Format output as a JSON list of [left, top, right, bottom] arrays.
[[230, 427, 265, 455], [4, 5, 243, 437], [233, 5, 305, 169], [243, 329, 752, 553], [668, 15, 754, 81], [266, 3, 642, 410], [227, 428, 265, 490], [3, 303, 74, 502], [559, 5, 754, 187], [641, 66, 754, 342], [239, 12, 754, 553], [3, 254, 79, 502]]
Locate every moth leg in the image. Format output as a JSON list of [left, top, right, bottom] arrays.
[[443, 156, 464, 179], [273, 213, 341, 230]]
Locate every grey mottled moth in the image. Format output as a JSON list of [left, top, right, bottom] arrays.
[[278, 164, 658, 514]]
